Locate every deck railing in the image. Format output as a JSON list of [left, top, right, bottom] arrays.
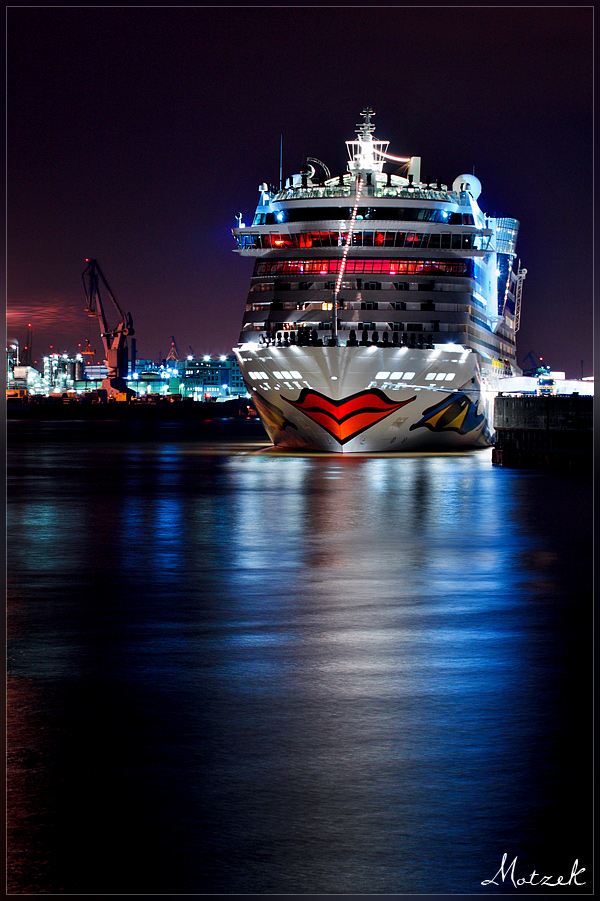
[[272, 186, 453, 203]]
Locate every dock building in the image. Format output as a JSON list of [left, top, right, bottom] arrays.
[[6, 347, 249, 401]]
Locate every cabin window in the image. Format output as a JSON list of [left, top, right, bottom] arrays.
[[310, 232, 335, 247], [254, 259, 474, 277]]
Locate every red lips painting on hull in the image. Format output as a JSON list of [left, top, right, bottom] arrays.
[[284, 388, 416, 444]]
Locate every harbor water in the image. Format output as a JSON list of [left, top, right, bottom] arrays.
[[7, 419, 593, 895]]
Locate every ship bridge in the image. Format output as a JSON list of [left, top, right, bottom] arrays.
[[345, 108, 420, 184]]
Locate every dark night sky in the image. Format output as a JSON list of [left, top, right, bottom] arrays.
[[7, 6, 593, 376]]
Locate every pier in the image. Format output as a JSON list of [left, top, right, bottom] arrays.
[[492, 394, 592, 469]]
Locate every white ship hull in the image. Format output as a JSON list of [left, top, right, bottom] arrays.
[[235, 343, 495, 453]]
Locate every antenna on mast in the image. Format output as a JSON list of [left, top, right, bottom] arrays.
[[279, 135, 283, 191], [356, 107, 376, 137]]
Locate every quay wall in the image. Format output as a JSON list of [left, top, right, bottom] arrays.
[[6, 396, 258, 421], [492, 394, 592, 469]]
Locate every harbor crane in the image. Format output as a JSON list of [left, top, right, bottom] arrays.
[[82, 258, 135, 395], [522, 351, 548, 377], [166, 336, 180, 362]]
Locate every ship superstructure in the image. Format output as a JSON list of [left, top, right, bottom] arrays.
[[232, 109, 525, 452]]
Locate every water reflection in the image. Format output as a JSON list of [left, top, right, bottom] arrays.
[[7, 423, 593, 894], [216, 452, 548, 891]]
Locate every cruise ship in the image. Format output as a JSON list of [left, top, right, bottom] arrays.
[[232, 109, 526, 452]]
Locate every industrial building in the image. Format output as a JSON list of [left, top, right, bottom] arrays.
[[7, 344, 249, 400]]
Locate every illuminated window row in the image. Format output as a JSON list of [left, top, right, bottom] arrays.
[[242, 323, 471, 334], [373, 370, 455, 381], [247, 369, 303, 380], [237, 231, 481, 251], [470, 314, 492, 332], [375, 370, 416, 380], [425, 372, 456, 381], [255, 259, 474, 277], [273, 369, 302, 379], [253, 207, 475, 225]]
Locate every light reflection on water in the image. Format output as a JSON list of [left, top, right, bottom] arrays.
[[7, 421, 593, 894]]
